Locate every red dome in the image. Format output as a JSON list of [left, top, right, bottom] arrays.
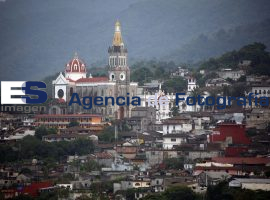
[[65, 53, 87, 73]]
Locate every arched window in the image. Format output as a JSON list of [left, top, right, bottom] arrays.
[[70, 87, 73, 96]]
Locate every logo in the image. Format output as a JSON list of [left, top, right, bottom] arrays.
[[1, 81, 47, 104]]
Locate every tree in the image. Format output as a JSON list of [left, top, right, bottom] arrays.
[[170, 106, 180, 117], [163, 157, 184, 170], [35, 125, 49, 140], [99, 126, 115, 142], [163, 186, 197, 200], [189, 87, 204, 112], [68, 120, 80, 127], [162, 77, 187, 93]]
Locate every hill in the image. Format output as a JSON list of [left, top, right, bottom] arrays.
[[1, 0, 270, 80]]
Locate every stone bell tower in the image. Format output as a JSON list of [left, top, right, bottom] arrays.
[[108, 21, 130, 119]]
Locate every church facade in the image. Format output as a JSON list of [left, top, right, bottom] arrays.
[[52, 21, 138, 119]]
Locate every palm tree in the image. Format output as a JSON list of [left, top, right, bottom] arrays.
[[209, 88, 222, 111], [189, 87, 204, 112]]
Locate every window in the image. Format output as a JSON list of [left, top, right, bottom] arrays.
[[171, 138, 176, 142], [57, 89, 64, 98], [70, 87, 73, 95]]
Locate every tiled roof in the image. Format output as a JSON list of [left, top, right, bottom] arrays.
[[35, 114, 102, 118], [76, 77, 108, 83], [94, 152, 113, 159], [212, 157, 270, 165]]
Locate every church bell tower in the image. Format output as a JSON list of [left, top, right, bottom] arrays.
[[108, 21, 130, 119]]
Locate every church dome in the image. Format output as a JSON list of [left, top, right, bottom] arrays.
[[65, 53, 87, 73]]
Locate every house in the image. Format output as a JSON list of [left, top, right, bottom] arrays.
[[170, 67, 189, 78], [194, 162, 242, 176], [34, 114, 103, 130], [211, 157, 270, 175], [19, 181, 54, 197], [162, 116, 193, 135], [163, 133, 187, 150], [60, 126, 92, 134], [229, 178, 270, 191], [246, 75, 270, 86], [127, 107, 156, 132], [197, 171, 231, 187], [246, 108, 270, 129], [116, 142, 138, 159], [42, 133, 86, 142], [208, 122, 250, 149], [145, 149, 164, 166], [217, 68, 245, 81], [206, 78, 230, 87], [89, 152, 114, 167]]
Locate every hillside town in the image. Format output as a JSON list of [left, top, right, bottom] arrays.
[[1, 21, 270, 200]]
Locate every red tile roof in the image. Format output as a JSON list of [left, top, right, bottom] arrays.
[[35, 114, 102, 118], [94, 152, 113, 159], [212, 157, 270, 165], [66, 55, 86, 73], [20, 181, 53, 197], [66, 78, 76, 82], [76, 77, 108, 83]]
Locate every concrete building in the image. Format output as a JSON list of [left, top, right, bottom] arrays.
[[229, 178, 270, 191], [206, 78, 231, 87], [197, 171, 231, 187], [127, 107, 156, 132], [217, 68, 245, 81], [34, 114, 103, 130], [246, 108, 270, 129], [162, 116, 193, 135], [163, 134, 187, 149]]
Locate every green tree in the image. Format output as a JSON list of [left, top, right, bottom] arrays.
[[162, 77, 187, 93], [68, 120, 80, 127], [189, 88, 204, 112], [163, 157, 184, 170], [170, 106, 180, 117], [35, 125, 49, 140], [99, 126, 115, 142], [163, 186, 197, 200]]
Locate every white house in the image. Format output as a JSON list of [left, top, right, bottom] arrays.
[[163, 134, 187, 149], [217, 68, 245, 81], [162, 116, 193, 135]]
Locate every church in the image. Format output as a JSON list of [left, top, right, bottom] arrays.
[[52, 21, 138, 119]]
